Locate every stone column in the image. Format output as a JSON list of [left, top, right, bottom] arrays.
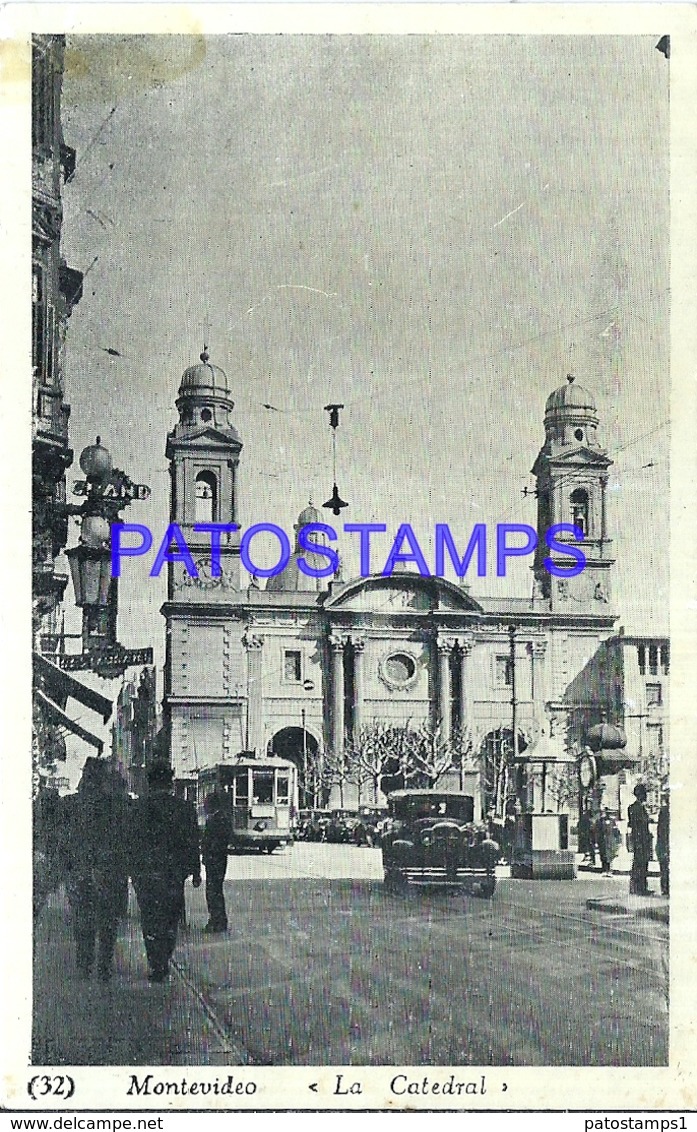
[[600, 474, 608, 547], [528, 637, 548, 721], [437, 638, 454, 740], [458, 634, 474, 733], [242, 632, 264, 754], [528, 637, 548, 811], [329, 633, 346, 760], [351, 635, 366, 740]]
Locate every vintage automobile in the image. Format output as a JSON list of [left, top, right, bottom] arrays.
[[303, 809, 333, 842], [358, 805, 389, 846], [325, 809, 364, 844], [381, 790, 500, 897]]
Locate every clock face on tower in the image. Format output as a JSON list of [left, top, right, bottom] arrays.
[[176, 557, 237, 592], [195, 557, 214, 582]]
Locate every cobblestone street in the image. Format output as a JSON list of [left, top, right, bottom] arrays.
[[33, 845, 668, 1067]]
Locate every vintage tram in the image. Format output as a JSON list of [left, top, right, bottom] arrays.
[[197, 754, 298, 853]]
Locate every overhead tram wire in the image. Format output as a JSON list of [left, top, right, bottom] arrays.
[[488, 418, 671, 530], [66, 105, 118, 180], [230, 300, 647, 418]]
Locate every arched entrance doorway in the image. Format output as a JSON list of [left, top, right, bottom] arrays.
[[268, 727, 320, 809]]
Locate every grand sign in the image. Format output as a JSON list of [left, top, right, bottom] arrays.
[[58, 647, 153, 672]]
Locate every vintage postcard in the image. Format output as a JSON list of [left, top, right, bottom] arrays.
[[1, 1, 696, 1117]]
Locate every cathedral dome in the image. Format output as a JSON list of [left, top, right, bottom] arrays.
[[266, 557, 324, 593], [296, 502, 321, 528], [179, 349, 231, 396], [545, 374, 596, 415], [266, 503, 328, 593]]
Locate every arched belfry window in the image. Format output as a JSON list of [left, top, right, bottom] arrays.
[[570, 488, 589, 537], [195, 470, 217, 524]]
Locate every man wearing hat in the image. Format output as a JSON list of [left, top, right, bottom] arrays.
[[627, 783, 652, 896], [129, 760, 201, 982]]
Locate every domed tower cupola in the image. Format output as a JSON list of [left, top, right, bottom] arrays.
[[531, 373, 614, 611], [543, 374, 600, 452], [165, 346, 243, 598], [175, 347, 237, 433]]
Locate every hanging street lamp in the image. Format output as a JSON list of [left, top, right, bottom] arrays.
[[58, 438, 153, 678]]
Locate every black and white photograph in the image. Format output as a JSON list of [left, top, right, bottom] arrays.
[[3, 3, 697, 1115]]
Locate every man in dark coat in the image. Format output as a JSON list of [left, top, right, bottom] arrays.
[[594, 808, 620, 875], [202, 791, 231, 933], [62, 758, 129, 982], [628, 783, 652, 896], [33, 788, 64, 922], [578, 805, 598, 867], [129, 760, 201, 982]]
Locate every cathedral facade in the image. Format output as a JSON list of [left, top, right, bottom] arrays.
[[161, 355, 622, 817]]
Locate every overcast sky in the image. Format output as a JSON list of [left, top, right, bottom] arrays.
[[58, 33, 670, 664]]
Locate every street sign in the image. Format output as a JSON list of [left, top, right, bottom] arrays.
[[72, 479, 151, 501], [58, 647, 153, 672]]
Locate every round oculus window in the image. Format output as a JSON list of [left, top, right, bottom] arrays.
[[574, 428, 584, 442], [383, 652, 416, 685], [201, 408, 213, 423]]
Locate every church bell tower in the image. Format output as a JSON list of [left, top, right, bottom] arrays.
[[165, 348, 243, 597], [162, 349, 247, 784], [532, 374, 614, 611]]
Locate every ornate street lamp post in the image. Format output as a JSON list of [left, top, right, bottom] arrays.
[[61, 438, 153, 679]]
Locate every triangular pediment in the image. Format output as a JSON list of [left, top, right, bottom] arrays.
[[551, 447, 612, 466], [323, 573, 483, 613], [532, 446, 611, 477], [166, 425, 242, 452]]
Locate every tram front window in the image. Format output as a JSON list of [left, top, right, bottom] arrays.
[[277, 774, 290, 804], [253, 771, 274, 804], [234, 772, 249, 806]]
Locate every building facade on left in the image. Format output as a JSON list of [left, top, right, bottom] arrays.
[[32, 36, 112, 790], [32, 34, 82, 630]]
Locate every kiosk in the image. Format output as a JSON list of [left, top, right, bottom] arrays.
[[511, 733, 577, 880]]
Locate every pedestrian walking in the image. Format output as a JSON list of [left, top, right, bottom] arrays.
[[129, 760, 201, 982], [656, 790, 669, 897], [578, 805, 597, 867], [594, 808, 620, 875], [33, 788, 65, 922], [501, 817, 514, 864], [62, 758, 129, 982], [202, 792, 231, 934], [627, 783, 652, 896]]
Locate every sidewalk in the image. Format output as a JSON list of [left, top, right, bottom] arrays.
[[32, 887, 244, 1066], [496, 854, 669, 924], [584, 890, 669, 923], [574, 850, 669, 923], [576, 837, 662, 879]]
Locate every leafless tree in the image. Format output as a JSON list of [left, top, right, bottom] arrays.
[[545, 762, 578, 813], [407, 721, 456, 787], [449, 723, 484, 791], [344, 721, 409, 804], [319, 744, 350, 808], [304, 747, 336, 809], [345, 719, 487, 800]]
